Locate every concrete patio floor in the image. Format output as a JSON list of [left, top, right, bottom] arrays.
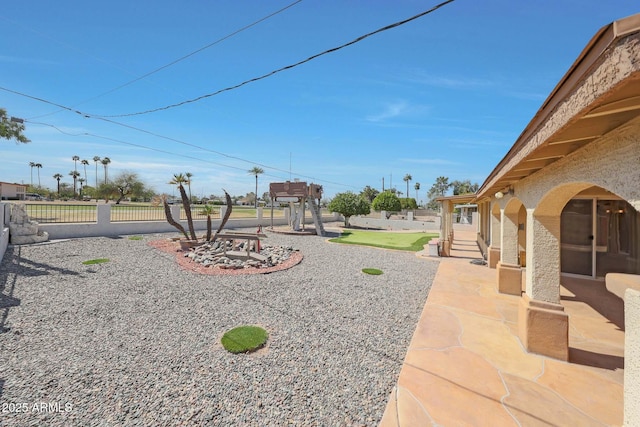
[[380, 230, 624, 426]]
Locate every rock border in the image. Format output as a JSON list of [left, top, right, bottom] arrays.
[[148, 239, 303, 275]]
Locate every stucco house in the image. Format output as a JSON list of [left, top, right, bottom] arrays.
[[0, 181, 26, 200], [437, 13, 640, 422]]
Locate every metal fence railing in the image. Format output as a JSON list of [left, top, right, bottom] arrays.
[[23, 203, 319, 224], [25, 204, 97, 223], [111, 205, 167, 222], [180, 206, 221, 221]]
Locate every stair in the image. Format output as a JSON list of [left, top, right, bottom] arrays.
[[309, 197, 326, 236]]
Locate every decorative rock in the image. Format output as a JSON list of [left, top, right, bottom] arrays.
[[9, 204, 49, 245], [184, 243, 298, 270]]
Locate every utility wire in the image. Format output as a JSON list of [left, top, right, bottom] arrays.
[[22, 118, 357, 188], [97, 0, 304, 97], [23, 0, 303, 120], [26, 120, 291, 180], [97, 0, 456, 118], [0, 1, 455, 188]]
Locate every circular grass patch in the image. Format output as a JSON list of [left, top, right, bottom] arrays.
[[82, 258, 110, 265], [362, 268, 383, 275], [128, 236, 143, 240], [221, 325, 268, 354]]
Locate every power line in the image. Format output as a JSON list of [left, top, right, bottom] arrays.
[[0, 1, 455, 189], [97, 0, 456, 118], [23, 120, 250, 173], [22, 118, 357, 189], [98, 0, 304, 97], [23, 0, 303, 120]]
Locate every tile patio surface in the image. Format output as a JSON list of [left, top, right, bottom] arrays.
[[380, 230, 624, 426]]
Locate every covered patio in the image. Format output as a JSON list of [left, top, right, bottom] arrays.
[[385, 13, 640, 424]]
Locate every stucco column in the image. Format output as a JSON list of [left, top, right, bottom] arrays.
[[625, 288, 640, 426], [440, 201, 452, 257], [97, 204, 111, 225], [519, 210, 568, 360], [497, 207, 521, 295], [487, 203, 501, 268]]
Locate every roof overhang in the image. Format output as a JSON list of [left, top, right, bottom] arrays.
[[436, 194, 476, 205], [477, 13, 640, 200]]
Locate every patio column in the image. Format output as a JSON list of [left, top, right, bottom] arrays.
[[440, 200, 452, 257], [519, 209, 568, 360], [496, 205, 521, 295], [487, 203, 501, 268], [625, 288, 640, 425]]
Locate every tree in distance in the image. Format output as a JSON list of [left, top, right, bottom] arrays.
[[426, 176, 452, 210], [372, 190, 401, 218], [327, 191, 371, 227], [97, 171, 152, 204], [360, 185, 380, 202], [451, 179, 479, 195], [403, 173, 412, 200], [248, 166, 264, 209]]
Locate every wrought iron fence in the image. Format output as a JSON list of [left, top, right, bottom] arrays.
[[111, 205, 167, 222], [22, 203, 296, 224], [25, 204, 97, 223], [180, 206, 221, 221]]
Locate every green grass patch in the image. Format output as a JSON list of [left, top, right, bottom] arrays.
[[82, 258, 110, 265], [128, 236, 143, 240], [329, 230, 438, 252], [221, 325, 268, 354], [362, 268, 383, 275]]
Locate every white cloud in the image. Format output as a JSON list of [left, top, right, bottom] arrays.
[[403, 69, 494, 89], [365, 101, 430, 123], [366, 101, 408, 122]]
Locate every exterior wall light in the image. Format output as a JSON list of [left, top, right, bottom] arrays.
[[494, 187, 514, 199]]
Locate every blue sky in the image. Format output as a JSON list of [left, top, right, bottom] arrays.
[[2, 1, 638, 202]]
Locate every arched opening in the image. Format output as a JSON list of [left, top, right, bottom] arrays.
[[561, 186, 640, 278], [522, 182, 632, 361]]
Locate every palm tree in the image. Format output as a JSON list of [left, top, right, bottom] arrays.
[[185, 172, 193, 201], [81, 159, 89, 183], [169, 173, 196, 241], [29, 162, 35, 187], [101, 157, 111, 184], [35, 163, 42, 187], [414, 182, 421, 203], [248, 166, 264, 209], [78, 178, 85, 197], [53, 173, 63, 196], [403, 174, 412, 201], [72, 155, 80, 174], [93, 156, 101, 187], [69, 170, 80, 196]]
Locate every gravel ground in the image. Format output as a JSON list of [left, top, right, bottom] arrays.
[[0, 228, 438, 426]]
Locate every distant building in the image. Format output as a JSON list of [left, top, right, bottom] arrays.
[[0, 182, 26, 200]]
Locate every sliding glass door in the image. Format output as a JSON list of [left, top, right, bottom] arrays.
[[561, 198, 640, 277], [561, 199, 594, 276]]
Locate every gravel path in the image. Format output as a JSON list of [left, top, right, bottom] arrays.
[[0, 229, 438, 426]]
